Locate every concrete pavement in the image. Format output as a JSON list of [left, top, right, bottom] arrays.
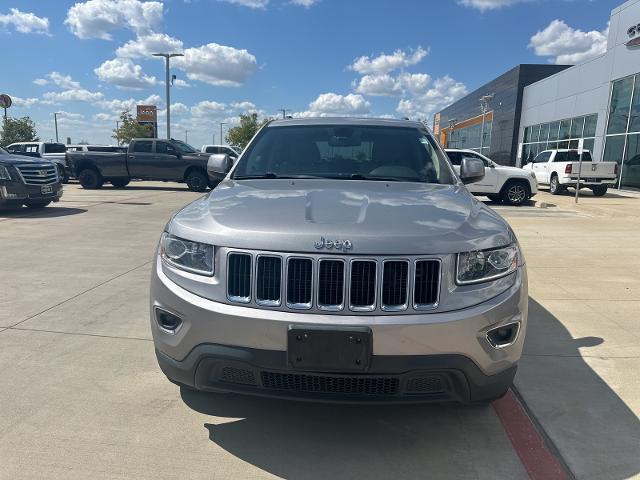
[[1, 183, 638, 479]]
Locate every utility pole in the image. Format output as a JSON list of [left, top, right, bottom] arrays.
[[479, 94, 494, 153], [152, 52, 184, 140], [54, 112, 61, 143], [220, 122, 227, 145], [280, 108, 290, 119], [212, 133, 215, 144], [185, 130, 188, 143], [116, 121, 120, 146]]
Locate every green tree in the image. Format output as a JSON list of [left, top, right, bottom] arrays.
[[225, 113, 270, 149], [112, 110, 153, 144], [0, 117, 39, 146]]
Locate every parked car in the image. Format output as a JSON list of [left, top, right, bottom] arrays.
[[67, 138, 214, 191], [5, 142, 69, 182], [0, 147, 63, 209], [200, 144, 241, 159], [151, 117, 528, 403], [523, 149, 618, 196], [66, 144, 123, 153], [446, 149, 537, 205]]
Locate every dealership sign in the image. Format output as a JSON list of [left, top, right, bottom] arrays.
[[136, 105, 157, 122], [626, 24, 640, 47]]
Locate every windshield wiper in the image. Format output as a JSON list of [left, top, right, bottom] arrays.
[[348, 173, 416, 182]]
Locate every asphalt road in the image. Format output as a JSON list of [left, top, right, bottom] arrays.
[[1, 183, 638, 479]]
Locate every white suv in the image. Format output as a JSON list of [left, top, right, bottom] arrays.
[[446, 149, 537, 206]]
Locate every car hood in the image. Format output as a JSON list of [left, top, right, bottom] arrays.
[[169, 179, 514, 255], [0, 153, 54, 166]]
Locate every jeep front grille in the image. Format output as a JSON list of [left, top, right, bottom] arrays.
[[226, 251, 440, 314], [16, 164, 58, 185]]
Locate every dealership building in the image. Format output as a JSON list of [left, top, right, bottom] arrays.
[[436, 0, 640, 190]]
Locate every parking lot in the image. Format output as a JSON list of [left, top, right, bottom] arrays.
[[1, 183, 639, 480]]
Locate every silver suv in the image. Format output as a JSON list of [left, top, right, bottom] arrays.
[[150, 118, 528, 403]]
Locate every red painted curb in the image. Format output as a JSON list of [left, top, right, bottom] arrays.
[[493, 389, 570, 480]]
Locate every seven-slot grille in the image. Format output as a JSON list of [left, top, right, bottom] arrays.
[[16, 164, 58, 185], [228, 252, 440, 313]]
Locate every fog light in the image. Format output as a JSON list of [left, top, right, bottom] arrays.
[[155, 307, 183, 333], [486, 322, 520, 348]]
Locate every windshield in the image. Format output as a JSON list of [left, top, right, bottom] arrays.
[[233, 125, 454, 184], [172, 140, 197, 153], [0, 147, 7, 155]]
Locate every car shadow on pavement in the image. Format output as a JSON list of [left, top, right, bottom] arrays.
[[0, 206, 87, 218], [107, 185, 193, 192], [516, 299, 640, 480]]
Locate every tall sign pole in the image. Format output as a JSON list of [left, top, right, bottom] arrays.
[[0, 94, 12, 134], [152, 53, 184, 139]]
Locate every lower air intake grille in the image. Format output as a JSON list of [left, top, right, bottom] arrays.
[[287, 258, 313, 308], [382, 261, 409, 310], [405, 376, 446, 394], [220, 366, 257, 386], [261, 371, 400, 395], [413, 260, 440, 307], [227, 253, 252, 302]]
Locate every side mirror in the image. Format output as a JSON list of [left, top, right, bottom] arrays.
[[207, 153, 233, 176], [460, 157, 485, 184]]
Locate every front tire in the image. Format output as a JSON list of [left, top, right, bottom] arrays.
[[78, 168, 104, 189], [549, 174, 564, 195], [591, 184, 608, 196], [24, 201, 51, 209], [111, 178, 130, 188], [502, 181, 530, 206], [185, 170, 208, 192]]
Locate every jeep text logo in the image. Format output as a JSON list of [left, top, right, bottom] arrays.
[[314, 237, 353, 251]]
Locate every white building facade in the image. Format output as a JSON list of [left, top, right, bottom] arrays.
[[519, 0, 640, 190]]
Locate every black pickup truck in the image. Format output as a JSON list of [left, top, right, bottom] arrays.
[[66, 138, 215, 192]]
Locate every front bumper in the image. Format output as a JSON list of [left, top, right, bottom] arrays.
[[0, 181, 63, 206], [151, 257, 527, 403]]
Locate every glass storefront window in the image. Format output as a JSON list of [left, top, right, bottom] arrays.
[[569, 139, 579, 149], [570, 116, 584, 138], [539, 123, 550, 143], [583, 138, 595, 153], [607, 77, 634, 134], [630, 77, 640, 133], [584, 114, 597, 137], [622, 134, 640, 190], [548, 122, 560, 141], [558, 141, 570, 149], [547, 141, 558, 150], [559, 120, 571, 140], [603, 135, 625, 165]]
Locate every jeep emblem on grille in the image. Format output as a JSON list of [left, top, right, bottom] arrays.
[[314, 237, 353, 251]]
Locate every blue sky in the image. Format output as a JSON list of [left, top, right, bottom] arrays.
[[0, 0, 619, 147]]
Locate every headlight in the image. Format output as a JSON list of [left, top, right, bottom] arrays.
[[457, 244, 518, 285], [0, 165, 11, 180], [160, 232, 214, 276]]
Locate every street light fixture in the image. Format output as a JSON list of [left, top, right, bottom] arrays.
[[479, 94, 494, 152], [152, 52, 184, 140], [220, 122, 227, 145], [53, 112, 62, 143]]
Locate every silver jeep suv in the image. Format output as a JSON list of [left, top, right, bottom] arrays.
[[150, 118, 527, 403]]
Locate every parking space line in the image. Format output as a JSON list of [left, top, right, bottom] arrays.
[[6, 326, 152, 342], [7, 260, 152, 329], [493, 389, 573, 480]]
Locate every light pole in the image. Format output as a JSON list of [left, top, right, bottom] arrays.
[[220, 122, 227, 145], [479, 94, 494, 153], [280, 108, 290, 119], [447, 118, 457, 148], [54, 112, 61, 143], [152, 52, 184, 140], [116, 121, 120, 146], [185, 130, 188, 143]]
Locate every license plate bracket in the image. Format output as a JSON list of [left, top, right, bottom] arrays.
[[287, 325, 372, 372], [41, 185, 53, 194]]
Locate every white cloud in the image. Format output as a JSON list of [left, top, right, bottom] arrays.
[[231, 101, 257, 110], [354, 72, 431, 97], [65, 0, 163, 40], [97, 93, 162, 112], [173, 43, 258, 86], [395, 75, 467, 121], [529, 19, 608, 64], [11, 96, 40, 108], [0, 8, 49, 35], [458, 0, 527, 11], [33, 78, 48, 86], [291, 0, 320, 7], [349, 47, 428, 75], [93, 112, 117, 121], [116, 32, 183, 58], [191, 100, 227, 117], [57, 111, 85, 120], [47, 72, 81, 90], [218, 0, 269, 8], [173, 78, 190, 88], [94, 58, 157, 89], [307, 93, 370, 116], [43, 89, 105, 104]]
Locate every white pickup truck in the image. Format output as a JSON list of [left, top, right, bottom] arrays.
[[446, 149, 537, 205], [523, 149, 618, 196]]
